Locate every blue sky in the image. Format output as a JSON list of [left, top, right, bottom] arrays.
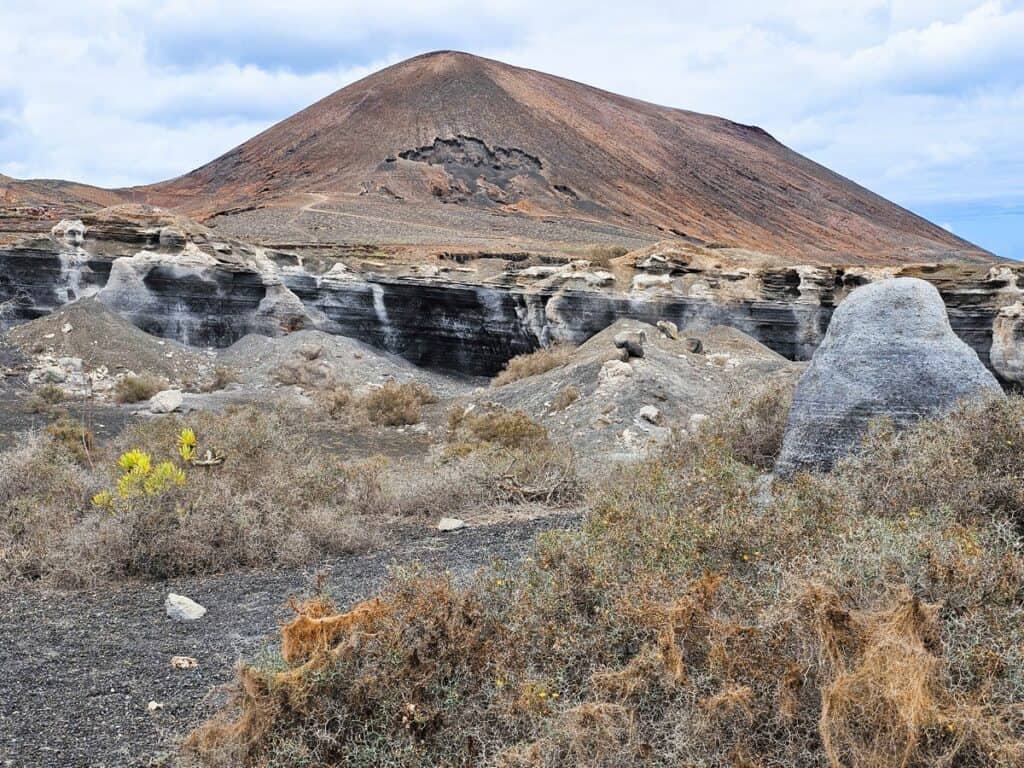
[[1, 1, 1021, 258]]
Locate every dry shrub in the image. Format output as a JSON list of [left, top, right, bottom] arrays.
[[448, 405, 550, 449], [363, 381, 435, 426], [389, 442, 580, 518], [828, 394, 1024, 526], [587, 244, 630, 268], [25, 383, 66, 413], [200, 366, 239, 393], [550, 385, 581, 412], [0, 433, 99, 582], [115, 373, 165, 403], [492, 344, 574, 387], [272, 356, 333, 388], [315, 384, 355, 418], [45, 417, 94, 465], [187, 397, 1024, 768], [699, 377, 795, 469]]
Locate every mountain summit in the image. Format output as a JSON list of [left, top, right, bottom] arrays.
[[138, 51, 988, 263]]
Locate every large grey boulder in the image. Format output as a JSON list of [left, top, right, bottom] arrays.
[[775, 277, 1003, 475]]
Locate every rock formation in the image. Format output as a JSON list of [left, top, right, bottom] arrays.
[[775, 278, 1004, 475], [991, 302, 1024, 388], [2, 215, 1022, 379]]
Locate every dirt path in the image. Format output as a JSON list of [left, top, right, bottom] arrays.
[[0, 515, 575, 767]]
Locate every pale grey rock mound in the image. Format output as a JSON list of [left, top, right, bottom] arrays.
[[776, 277, 1003, 476], [478, 318, 801, 462]]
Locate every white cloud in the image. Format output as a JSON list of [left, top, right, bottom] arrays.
[[0, 0, 1021, 223]]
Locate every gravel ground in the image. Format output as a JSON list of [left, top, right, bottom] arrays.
[[0, 514, 575, 768]]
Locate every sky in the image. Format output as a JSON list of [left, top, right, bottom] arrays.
[[0, 1, 1021, 258]]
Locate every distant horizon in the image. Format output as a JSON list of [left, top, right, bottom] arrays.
[[1, 2, 1021, 258]]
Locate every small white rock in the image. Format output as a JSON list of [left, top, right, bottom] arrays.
[[165, 593, 206, 621], [437, 517, 466, 532], [638, 405, 662, 425], [61, 323, 73, 334], [147, 700, 163, 713], [148, 389, 184, 414]]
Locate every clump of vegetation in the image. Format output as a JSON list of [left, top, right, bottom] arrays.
[[363, 381, 436, 426], [315, 384, 355, 418], [550, 384, 581, 412], [45, 417, 94, 465], [448, 404, 550, 449], [0, 408, 389, 583], [187, 396, 1024, 768], [587, 244, 630, 267], [25, 383, 67, 414], [114, 373, 165, 403], [492, 345, 574, 387], [200, 366, 239, 393], [272, 357, 332, 388], [699, 377, 794, 469]]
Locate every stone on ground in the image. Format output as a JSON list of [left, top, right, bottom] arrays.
[[165, 593, 206, 621], [437, 517, 467, 532], [147, 389, 184, 414], [775, 277, 1003, 476]]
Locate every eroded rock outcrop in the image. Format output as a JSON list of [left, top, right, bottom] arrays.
[[2, 211, 1023, 379], [775, 278, 1004, 476], [991, 302, 1024, 388]]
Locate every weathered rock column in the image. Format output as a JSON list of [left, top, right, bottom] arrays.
[[775, 277, 1003, 475]]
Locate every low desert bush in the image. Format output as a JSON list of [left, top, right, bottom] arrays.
[[315, 384, 355, 418], [115, 373, 165, 403], [45, 417, 94, 465], [25, 383, 66, 413], [0, 434, 99, 582], [200, 366, 239, 393], [363, 381, 435, 426], [0, 408, 389, 584], [187, 397, 1024, 768], [550, 385, 581, 412], [448, 405, 550, 449], [389, 443, 580, 518], [699, 377, 795, 469], [492, 344, 574, 387], [272, 357, 332, 388], [587, 244, 630, 267]]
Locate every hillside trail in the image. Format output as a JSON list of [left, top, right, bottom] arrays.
[[0, 514, 573, 768]]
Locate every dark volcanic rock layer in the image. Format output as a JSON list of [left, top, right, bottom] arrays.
[[1, 220, 1021, 381]]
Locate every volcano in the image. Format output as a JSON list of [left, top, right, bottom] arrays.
[[1, 51, 994, 264]]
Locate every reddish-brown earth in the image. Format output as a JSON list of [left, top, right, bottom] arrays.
[[3, 51, 994, 264]]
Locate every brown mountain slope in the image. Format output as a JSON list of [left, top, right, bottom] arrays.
[[139, 51, 991, 265]]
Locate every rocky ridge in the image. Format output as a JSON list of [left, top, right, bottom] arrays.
[[1, 210, 1022, 386]]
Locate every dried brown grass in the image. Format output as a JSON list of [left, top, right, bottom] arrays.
[[492, 344, 574, 387], [185, 397, 1024, 768], [115, 373, 166, 403]]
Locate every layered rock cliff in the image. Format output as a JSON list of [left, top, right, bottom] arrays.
[[2, 210, 1021, 385]]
